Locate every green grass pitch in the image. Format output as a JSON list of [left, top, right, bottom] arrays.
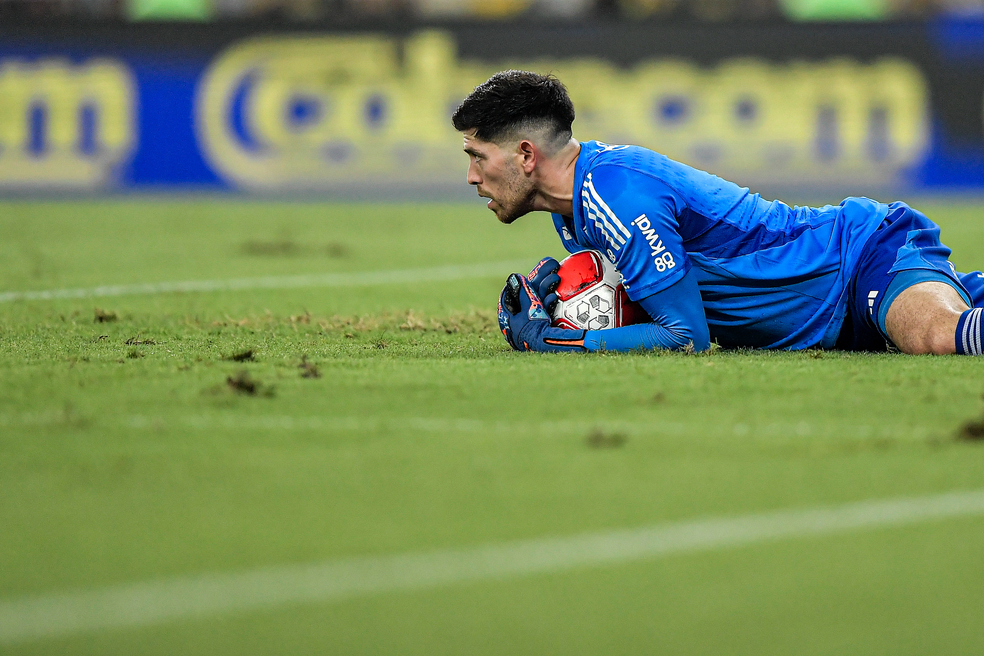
[[2, 198, 984, 655]]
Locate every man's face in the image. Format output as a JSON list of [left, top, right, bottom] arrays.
[[462, 130, 535, 224]]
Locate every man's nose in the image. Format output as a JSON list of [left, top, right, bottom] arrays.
[[467, 162, 481, 186]]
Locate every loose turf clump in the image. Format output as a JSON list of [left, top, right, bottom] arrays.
[[94, 308, 118, 323], [225, 370, 274, 397], [958, 415, 984, 441], [224, 349, 256, 362], [298, 355, 321, 379]]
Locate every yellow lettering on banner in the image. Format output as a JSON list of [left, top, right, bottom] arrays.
[[0, 58, 136, 189], [197, 32, 488, 189], [196, 31, 930, 190]]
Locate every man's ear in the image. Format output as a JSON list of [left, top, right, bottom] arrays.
[[517, 140, 538, 174]]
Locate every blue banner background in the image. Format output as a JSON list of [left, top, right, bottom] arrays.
[[0, 21, 981, 193]]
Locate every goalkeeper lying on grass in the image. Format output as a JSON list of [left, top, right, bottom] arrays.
[[452, 70, 984, 355]]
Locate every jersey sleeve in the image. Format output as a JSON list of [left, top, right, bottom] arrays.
[[582, 267, 711, 352], [579, 164, 690, 301]]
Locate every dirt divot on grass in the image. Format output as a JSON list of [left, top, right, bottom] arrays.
[[958, 415, 984, 441], [298, 355, 321, 379], [240, 238, 349, 258], [956, 395, 984, 442], [224, 349, 256, 362], [323, 242, 348, 258], [586, 428, 627, 449], [94, 308, 117, 323], [125, 337, 156, 345], [225, 370, 274, 397]]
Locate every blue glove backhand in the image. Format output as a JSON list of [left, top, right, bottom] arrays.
[[497, 273, 586, 353], [526, 257, 562, 314]]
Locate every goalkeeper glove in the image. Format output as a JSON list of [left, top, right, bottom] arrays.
[[497, 273, 586, 353], [526, 256, 562, 314]]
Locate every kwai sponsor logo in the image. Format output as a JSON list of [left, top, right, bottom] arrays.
[[630, 214, 676, 273]]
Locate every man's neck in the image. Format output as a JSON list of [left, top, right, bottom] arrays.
[[531, 139, 581, 217]]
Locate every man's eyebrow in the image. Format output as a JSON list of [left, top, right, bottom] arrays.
[[463, 146, 480, 156]]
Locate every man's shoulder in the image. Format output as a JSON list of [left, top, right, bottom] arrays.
[[581, 141, 668, 172], [579, 141, 700, 192]]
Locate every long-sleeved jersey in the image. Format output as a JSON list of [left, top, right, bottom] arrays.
[[552, 141, 889, 349]]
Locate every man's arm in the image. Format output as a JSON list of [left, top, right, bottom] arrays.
[[500, 164, 709, 354], [498, 268, 710, 353], [578, 164, 708, 351], [583, 268, 710, 352]]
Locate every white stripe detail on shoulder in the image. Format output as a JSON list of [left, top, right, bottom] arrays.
[[581, 190, 623, 252], [583, 192, 626, 247], [585, 174, 631, 240]]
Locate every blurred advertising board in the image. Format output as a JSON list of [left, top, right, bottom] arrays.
[[0, 20, 982, 193]]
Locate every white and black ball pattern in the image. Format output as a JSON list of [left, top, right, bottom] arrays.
[[572, 291, 614, 330], [548, 249, 649, 332]]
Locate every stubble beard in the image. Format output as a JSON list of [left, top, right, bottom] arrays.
[[494, 169, 537, 225]]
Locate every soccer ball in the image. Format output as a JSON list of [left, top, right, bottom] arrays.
[[549, 250, 649, 331]]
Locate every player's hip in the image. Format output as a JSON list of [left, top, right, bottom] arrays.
[[835, 201, 975, 351]]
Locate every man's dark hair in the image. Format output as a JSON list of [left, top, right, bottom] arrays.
[[452, 70, 575, 150]]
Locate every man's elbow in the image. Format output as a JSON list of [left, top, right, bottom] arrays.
[[663, 324, 710, 352], [689, 327, 711, 352]]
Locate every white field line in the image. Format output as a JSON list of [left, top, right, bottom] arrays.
[[2, 489, 983, 645], [0, 260, 530, 303]]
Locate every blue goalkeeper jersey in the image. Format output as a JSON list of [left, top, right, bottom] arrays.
[[551, 141, 889, 349]]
